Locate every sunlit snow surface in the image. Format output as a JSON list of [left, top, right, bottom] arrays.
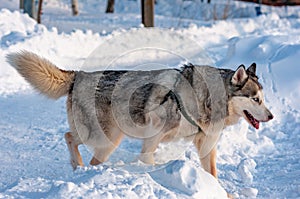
[[0, 0, 299, 198]]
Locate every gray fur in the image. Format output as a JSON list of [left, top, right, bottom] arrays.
[[70, 63, 273, 162], [70, 65, 230, 142]]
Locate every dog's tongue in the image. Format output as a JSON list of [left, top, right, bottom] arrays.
[[254, 121, 260, 129], [244, 110, 260, 130]]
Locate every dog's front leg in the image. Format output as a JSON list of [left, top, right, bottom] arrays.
[[140, 133, 163, 165], [199, 144, 234, 199], [194, 133, 234, 198], [193, 132, 217, 178], [90, 130, 124, 166], [200, 146, 217, 178]]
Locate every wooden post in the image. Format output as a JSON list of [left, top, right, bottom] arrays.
[[141, 0, 154, 27]]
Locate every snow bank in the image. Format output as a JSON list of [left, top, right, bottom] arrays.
[[150, 160, 227, 198]]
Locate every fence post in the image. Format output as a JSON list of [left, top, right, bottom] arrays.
[[141, 0, 154, 27]]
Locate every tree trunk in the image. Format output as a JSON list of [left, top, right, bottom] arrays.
[[37, 0, 43, 23], [141, 0, 154, 27], [71, 0, 79, 16], [20, 0, 24, 9], [23, 0, 36, 18], [106, 0, 115, 13]]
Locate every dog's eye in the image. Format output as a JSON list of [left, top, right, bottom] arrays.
[[252, 97, 259, 103]]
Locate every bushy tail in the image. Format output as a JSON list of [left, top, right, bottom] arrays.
[[6, 51, 75, 99]]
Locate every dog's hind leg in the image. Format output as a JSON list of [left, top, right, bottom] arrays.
[[65, 132, 84, 170], [90, 130, 124, 166]]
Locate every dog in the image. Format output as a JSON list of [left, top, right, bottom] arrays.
[[6, 51, 273, 182]]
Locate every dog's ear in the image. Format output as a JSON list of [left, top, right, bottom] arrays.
[[232, 65, 248, 85], [247, 63, 256, 75]]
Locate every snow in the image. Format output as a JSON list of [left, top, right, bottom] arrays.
[[0, 0, 300, 198]]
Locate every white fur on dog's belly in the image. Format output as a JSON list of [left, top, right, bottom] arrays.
[[164, 114, 199, 141], [154, 115, 198, 164]]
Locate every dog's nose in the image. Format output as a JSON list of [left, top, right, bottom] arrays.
[[268, 114, 274, 120]]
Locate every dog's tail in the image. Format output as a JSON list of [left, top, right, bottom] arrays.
[[6, 51, 75, 99]]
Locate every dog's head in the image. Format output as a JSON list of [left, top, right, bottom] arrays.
[[228, 63, 273, 129]]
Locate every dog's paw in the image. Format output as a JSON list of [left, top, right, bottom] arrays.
[[71, 160, 78, 170], [227, 193, 234, 199], [71, 159, 84, 170], [139, 153, 155, 165], [89, 157, 102, 166]]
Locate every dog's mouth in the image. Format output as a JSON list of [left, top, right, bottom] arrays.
[[243, 110, 259, 129]]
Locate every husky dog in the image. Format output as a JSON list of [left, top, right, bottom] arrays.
[[6, 51, 273, 181]]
